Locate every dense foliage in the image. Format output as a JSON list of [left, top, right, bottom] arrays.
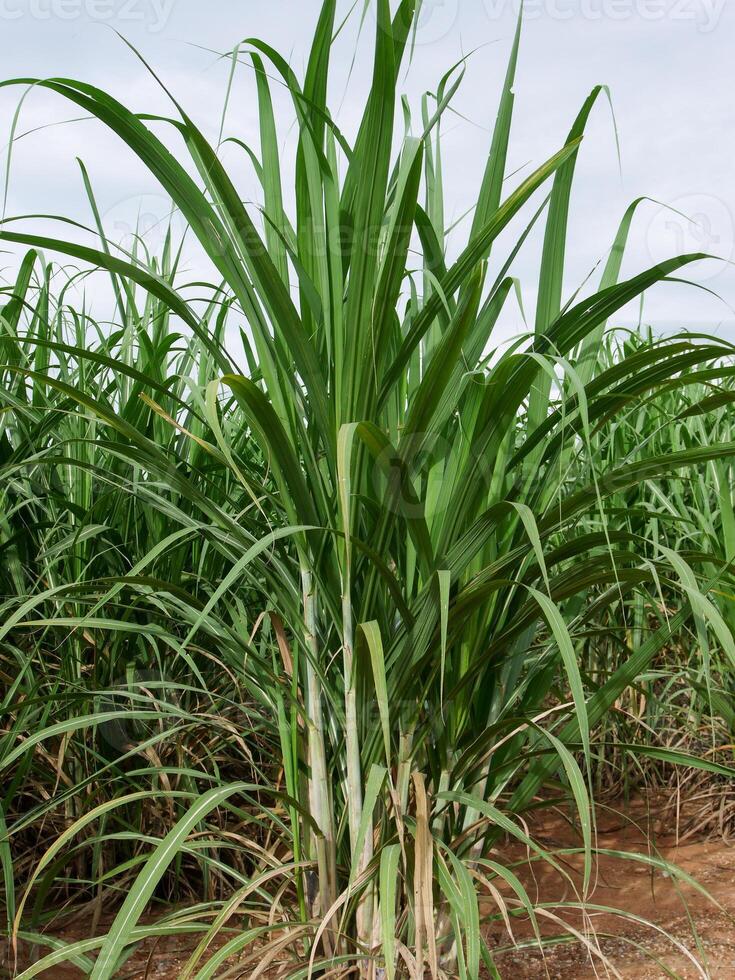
[[1, 3, 735, 977]]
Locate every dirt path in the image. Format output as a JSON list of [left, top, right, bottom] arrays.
[[488, 801, 735, 978]]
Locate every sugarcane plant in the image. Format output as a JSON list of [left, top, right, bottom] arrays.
[[2, 1, 735, 977]]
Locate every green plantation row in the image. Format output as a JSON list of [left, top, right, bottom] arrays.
[[2, 2, 735, 977]]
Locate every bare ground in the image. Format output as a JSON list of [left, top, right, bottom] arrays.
[[4, 798, 735, 978], [488, 798, 735, 978]]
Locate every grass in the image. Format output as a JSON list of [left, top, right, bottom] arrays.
[[1, 2, 735, 977]]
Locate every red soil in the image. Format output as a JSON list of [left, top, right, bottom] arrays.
[[5, 798, 735, 978]]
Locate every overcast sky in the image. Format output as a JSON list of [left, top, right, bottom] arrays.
[[1, 0, 734, 343]]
